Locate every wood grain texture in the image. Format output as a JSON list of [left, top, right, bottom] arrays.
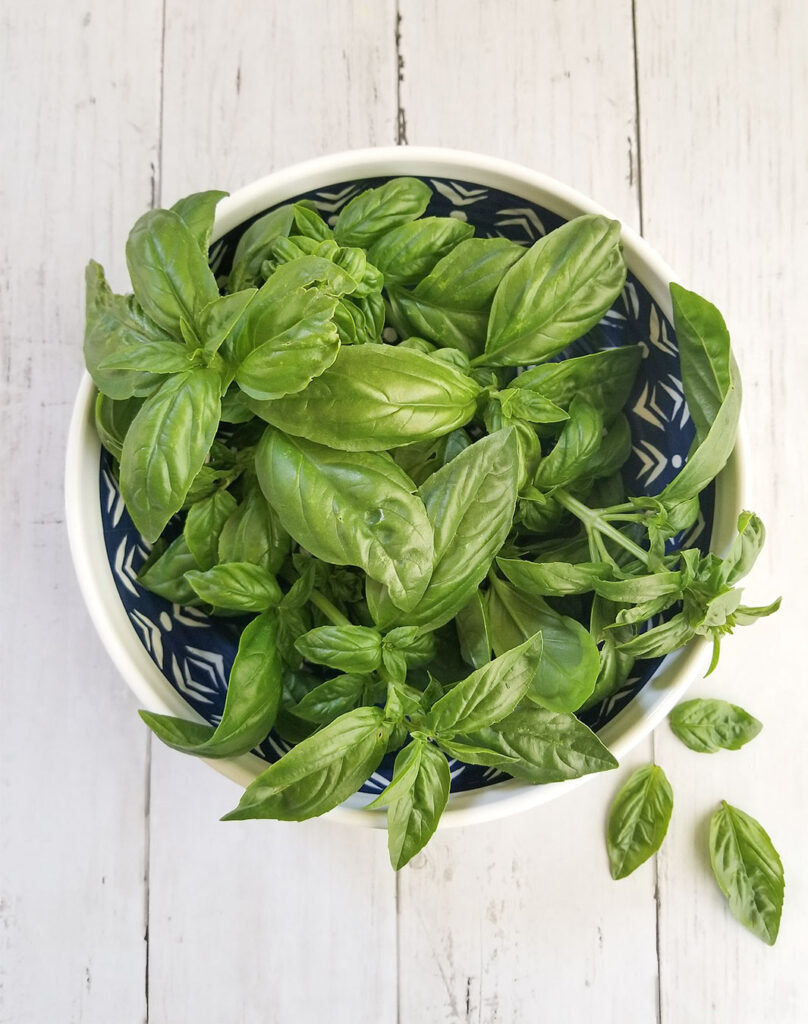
[[637, 2, 808, 1019], [0, 2, 162, 1022]]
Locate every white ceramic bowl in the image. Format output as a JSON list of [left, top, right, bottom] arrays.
[[65, 146, 746, 828]]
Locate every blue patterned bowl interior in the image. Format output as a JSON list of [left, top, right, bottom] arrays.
[[100, 175, 713, 795]]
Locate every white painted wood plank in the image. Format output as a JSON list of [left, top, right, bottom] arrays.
[[147, 5, 399, 1022], [395, 4, 658, 1021], [0, 2, 163, 1021], [637, 2, 808, 1019]]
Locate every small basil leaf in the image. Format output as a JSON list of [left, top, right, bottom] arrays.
[[97, 338, 193, 374], [119, 368, 221, 542], [292, 674, 367, 724], [414, 237, 525, 310], [221, 706, 390, 821], [709, 801, 784, 945], [385, 285, 489, 358], [218, 479, 290, 574], [236, 325, 341, 401], [733, 598, 782, 625], [497, 557, 610, 597], [533, 396, 604, 489], [495, 388, 570, 424], [170, 190, 228, 253], [94, 392, 143, 461], [483, 216, 626, 366], [292, 202, 334, 242], [593, 571, 683, 603], [295, 625, 382, 673], [368, 216, 474, 286], [721, 512, 766, 586], [426, 630, 543, 736], [183, 489, 238, 570], [454, 590, 492, 669], [185, 562, 282, 611], [137, 534, 198, 604], [139, 608, 281, 757], [436, 736, 519, 768], [197, 289, 257, 355], [616, 613, 695, 658], [334, 177, 432, 248], [228, 204, 295, 292], [669, 698, 762, 753], [607, 764, 674, 879]]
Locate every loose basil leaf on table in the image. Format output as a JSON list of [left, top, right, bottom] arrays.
[[222, 706, 391, 821], [333, 177, 432, 248], [709, 801, 784, 945], [185, 562, 282, 612], [140, 609, 282, 758], [254, 427, 434, 611], [669, 698, 762, 753], [607, 764, 674, 879]]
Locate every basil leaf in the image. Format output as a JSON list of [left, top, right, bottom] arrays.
[[295, 625, 382, 673], [97, 338, 193, 374], [669, 698, 762, 753], [292, 203, 334, 242], [436, 736, 519, 767], [380, 740, 451, 870], [607, 764, 674, 879], [255, 428, 434, 611], [218, 479, 290, 574], [709, 801, 784, 945], [292, 674, 367, 724], [333, 292, 384, 345], [513, 345, 642, 425], [334, 177, 431, 248], [221, 706, 390, 821], [139, 609, 281, 758], [487, 576, 600, 712], [721, 512, 766, 586], [534, 396, 604, 489], [495, 387, 569, 424], [733, 598, 782, 625], [125, 208, 219, 335], [616, 613, 695, 658], [497, 557, 610, 597], [137, 534, 198, 604], [94, 392, 143, 460], [368, 217, 474, 286], [197, 289, 257, 355], [459, 707, 618, 783], [426, 630, 543, 736], [84, 261, 167, 400], [170, 190, 228, 254], [185, 562, 282, 611], [249, 345, 480, 451], [414, 237, 525, 311], [119, 368, 221, 542], [236, 324, 341, 401], [483, 215, 626, 366], [593, 570, 683, 603], [228, 205, 294, 292], [386, 285, 490, 358], [455, 590, 492, 669], [183, 489, 237, 570]]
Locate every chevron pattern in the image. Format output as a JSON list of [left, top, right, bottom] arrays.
[[99, 175, 715, 794]]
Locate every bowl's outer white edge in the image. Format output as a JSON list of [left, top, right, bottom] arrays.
[[66, 145, 748, 831]]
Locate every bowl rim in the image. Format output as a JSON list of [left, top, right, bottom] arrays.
[[65, 145, 748, 829]]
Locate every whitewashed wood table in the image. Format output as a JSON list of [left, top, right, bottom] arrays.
[[2, 2, 806, 1021]]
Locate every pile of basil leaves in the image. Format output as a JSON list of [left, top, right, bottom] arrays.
[[84, 178, 781, 932]]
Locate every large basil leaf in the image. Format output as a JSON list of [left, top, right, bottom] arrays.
[[139, 609, 282, 758], [607, 764, 674, 879], [295, 625, 382, 673], [170, 190, 228, 254], [458, 707, 617, 783], [513, 345, 642, 424], [221, 706, 390, 821], [709, 801, 784, 945], [236, 325, 341, 401], [185, 562, 282, 611], [125, 208, 219, 335], [486, 576, 599, 712], [183, 489, 237, 570], [228, 204, 294, 292], [669, 698, 762, 753], [255, 428, 434, 611], [483, 215, 625, 366], [119, 368, 221, 542], [291, 674, 367, 725], [368, 429, 520, 630], [426, 630, 543, 736], [249, 345, 480, 451], [334, 178, 431, 248], [368, 216, 474, 286], [414, 237, 524, 310]]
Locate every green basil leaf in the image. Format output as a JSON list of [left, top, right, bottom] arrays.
[[236, 325, 341, 401], [84, 261, 167, 399], [384, 627, 436, 667], [97, 338, 193, 374], [186, 562, 282, 611], [170, 190, 228, 254], [249, 344, 480, 451], [221, 706, 390, 821], [460, 707, 618, 783], [385, 285, 489, 358], [139, 609, 281, 757], [593, 570, 683, 603], [218, 479, 290, 574], [333, 292, 385, 345], [486, 576, 600, 712], [137, 534, 198, 604], [94, 392, 143, 461], [292, 202, 334, 242], [228, 205, 295, 292], [255, 428, 434, 611], [197, 289, 257, 355], [721, 512, 766, 586], [426, 630, 543, 736], [375, 739, 451, 870], [669, 698, 762, 753], [292, 673, 367, 724], [733, 598, 782, 625], [709, 801, 784, 945], [295, 625, 382, 673], [125, 208, 219, 335], [607, 764, 674, 879], [183, 489, 238, 570], [497, 557, 610, 597], [334, 177, 431, 248], [616, 612, 695, 658], [534, 396, 604, 489], [455, 590, 492, 669], [513, 345, 642, 424], [495, 388, 570, 424], [219, 386, 255, 424], [368, 216, 474, 286], [483, 215, 626, 366], [414, 237, 525, 310], [435, 736, 519, 767], [392, 429, 470, 488], [119, 368, 221, 542], [581, 594, 635, 711]]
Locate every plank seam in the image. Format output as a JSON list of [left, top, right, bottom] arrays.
[[631, 0, 645, 235], [395, 1, 408, 144]]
